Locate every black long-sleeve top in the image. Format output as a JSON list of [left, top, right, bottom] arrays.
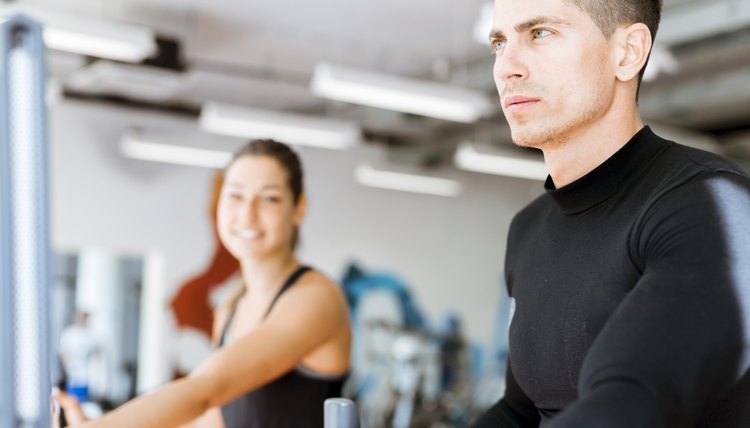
[[472, 127, 750, 427]]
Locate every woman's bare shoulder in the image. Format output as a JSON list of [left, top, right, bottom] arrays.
[[297, 269, 347, 301], [269, 268, 349, 321]]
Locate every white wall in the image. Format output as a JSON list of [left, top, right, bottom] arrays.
[[297, 146, 541, 344], [49, 99, 542, 387], [50, 101, 219, 390]]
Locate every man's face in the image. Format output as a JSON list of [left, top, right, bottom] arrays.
[[492, 0, 615, 148]]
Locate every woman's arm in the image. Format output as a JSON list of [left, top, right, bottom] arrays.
[[176, 298, 235, 428], [179, 408, 225, 428], [53, 391, 91, 427], [59, 291, 235, 428], [72, 274, 347, 428]]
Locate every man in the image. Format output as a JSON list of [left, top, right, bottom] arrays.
[[59, 311, 100, 403], [471, 0, 750, 426]]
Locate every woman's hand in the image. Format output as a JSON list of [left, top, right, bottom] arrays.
[[52, 390, 90, 427]]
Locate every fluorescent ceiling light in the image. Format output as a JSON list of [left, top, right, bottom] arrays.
[[355, 164, 462, 197], [199, 102, 360, 150], [43, 25, 155, 63], [311, 62, 494, 123], [1, 6, 157, 62], [120, 131, 232, 169], [454, 141, 548, 181], [66, 61, 185, 101], [473, 3, 493, 46]]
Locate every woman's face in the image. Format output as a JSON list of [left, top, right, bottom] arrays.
[[217, 155, 304, 262]]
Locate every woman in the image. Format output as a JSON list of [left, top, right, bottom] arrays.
[[57, 139, 352, 428]]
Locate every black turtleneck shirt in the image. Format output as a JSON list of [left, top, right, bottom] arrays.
[[472, 127, 750, 427]]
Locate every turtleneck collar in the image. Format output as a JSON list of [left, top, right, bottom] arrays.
[[544, 126, 669, 215]]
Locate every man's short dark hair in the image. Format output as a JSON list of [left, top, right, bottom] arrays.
[[566, 0, 663, 88]]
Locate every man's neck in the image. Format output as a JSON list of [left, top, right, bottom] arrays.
[[542, 107, 644, 188]]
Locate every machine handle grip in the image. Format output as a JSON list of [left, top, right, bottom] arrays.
[[324, 398, 359, 428]]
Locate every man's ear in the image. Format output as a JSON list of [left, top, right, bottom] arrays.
[[613, 22, 652, 83]]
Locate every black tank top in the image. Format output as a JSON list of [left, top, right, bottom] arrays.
[[219, 266, 346, 428]]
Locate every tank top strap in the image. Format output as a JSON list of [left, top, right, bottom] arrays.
[[219, 288, 245, 347], [263, 265, 311, 319]]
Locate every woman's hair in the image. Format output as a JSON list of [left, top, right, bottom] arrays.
[[228, 139, 304, 203], [226, 139, 305, 248]]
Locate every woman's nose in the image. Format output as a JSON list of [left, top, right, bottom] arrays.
[[238, 198, 259, 224]]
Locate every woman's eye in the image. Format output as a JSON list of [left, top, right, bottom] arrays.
[[262, 195, 281, 203]]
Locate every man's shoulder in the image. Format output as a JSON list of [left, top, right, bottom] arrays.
[[635, 138, 750, 232], [659, 136, 749, 179], [509, 191, 554, 232], [637, 134, 750, 210]]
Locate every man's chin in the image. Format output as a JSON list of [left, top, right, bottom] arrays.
[[510, 128, 543, 149], [509, 123, 561, 149]]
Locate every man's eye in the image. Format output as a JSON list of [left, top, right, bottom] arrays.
[[533, 29, 553, 38], [491, 39, 506, 53]]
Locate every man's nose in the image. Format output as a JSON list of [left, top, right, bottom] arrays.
[[494, 41, 529, 84]]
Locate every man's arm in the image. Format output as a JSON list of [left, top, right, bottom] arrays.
[[550, 173, 750, 427], [471, 358, 541, 428]]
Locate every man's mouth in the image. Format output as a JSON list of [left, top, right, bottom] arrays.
[[503, 95, 540, 110]]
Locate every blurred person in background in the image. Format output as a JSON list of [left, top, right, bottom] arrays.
[[56, 139, 352, 428], [59, 310, 100, 404]]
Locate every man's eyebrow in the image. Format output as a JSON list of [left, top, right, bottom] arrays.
[[515, 16, 571, 32], [489, 15, 571, 40]]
